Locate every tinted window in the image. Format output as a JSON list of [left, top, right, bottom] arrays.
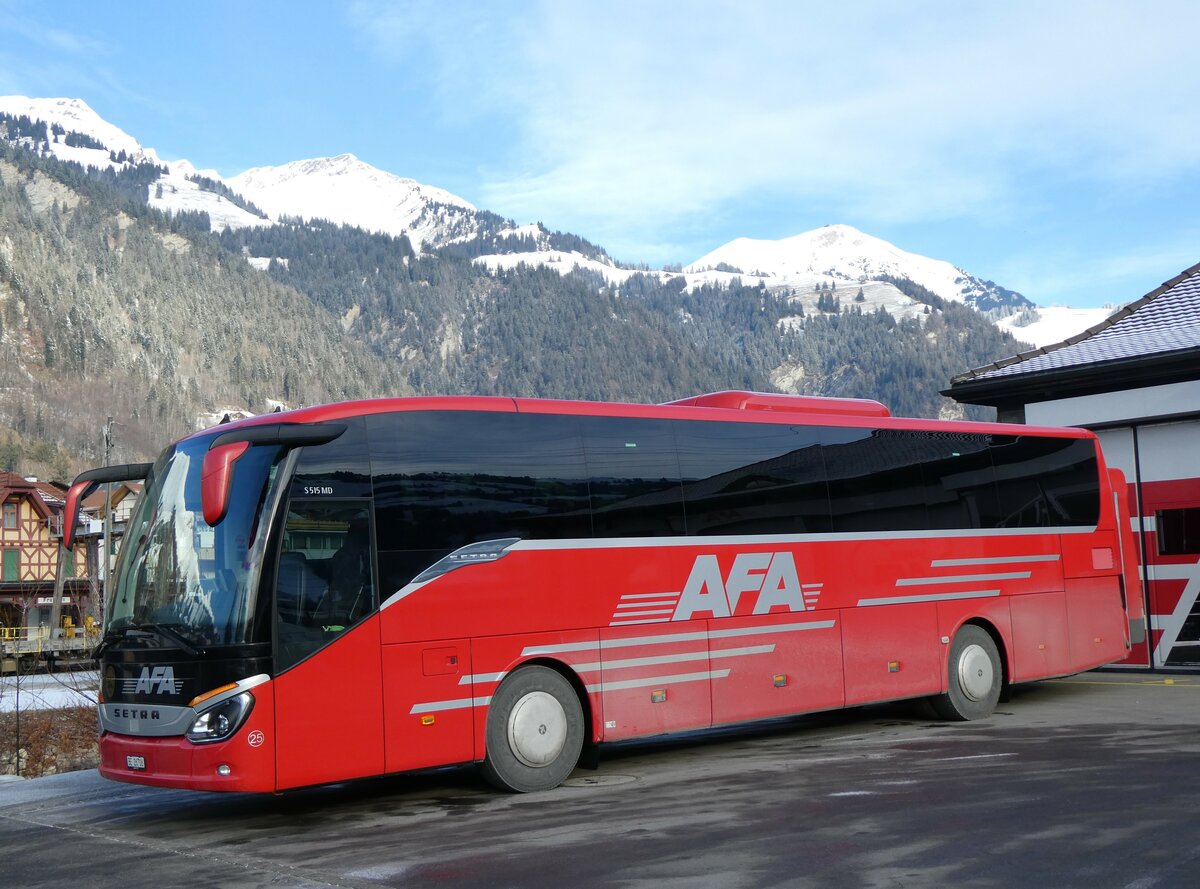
[[290, 416, 372, 499], [369, 411, 590, 591], [275, 501, 374, 670], [822, 428, 929, 531], [989, 435, 1099, 527], [581, 416, 685, 537], [911, 431, 999, 530], [675, 420, 831, 534], [1157, 507, 1200, 555]]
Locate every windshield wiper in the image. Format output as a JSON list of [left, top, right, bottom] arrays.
[[101, 623, 204, 657]]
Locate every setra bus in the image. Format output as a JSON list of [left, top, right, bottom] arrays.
[[64, 391, 1145, 793]]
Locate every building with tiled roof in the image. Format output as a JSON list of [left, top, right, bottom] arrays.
[[945, 262, 1200, 670], [0, 470, 98, 662]]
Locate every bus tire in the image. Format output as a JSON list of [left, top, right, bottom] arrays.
[[481, 665, 584, 792], [930, 625, 1001, 721]]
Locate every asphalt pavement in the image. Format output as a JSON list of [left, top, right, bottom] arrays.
[[2, 671, 1198, 889]]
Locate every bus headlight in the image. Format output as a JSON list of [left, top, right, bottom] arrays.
[[186, 691, 254, 744]]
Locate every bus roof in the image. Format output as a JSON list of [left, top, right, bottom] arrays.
[[183, 391, 1096, 444]]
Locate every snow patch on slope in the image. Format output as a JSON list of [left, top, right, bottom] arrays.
[[148, 169, 271, 231], [996, 305, 1116, 349], [0, 96, 271, 233]]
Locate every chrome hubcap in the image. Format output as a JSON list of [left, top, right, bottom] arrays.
[[506, 691, 567, 768], [957, 643, 994, 701]]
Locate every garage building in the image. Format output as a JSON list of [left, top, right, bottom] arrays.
[[945, 262, 1200, 669]]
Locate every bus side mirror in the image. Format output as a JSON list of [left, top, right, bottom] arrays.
[[202, 442, 250, 527], [63, 479, 97, 551], [63, 463, 154, 550]]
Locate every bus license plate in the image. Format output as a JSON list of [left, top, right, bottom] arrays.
[[126, 755, 146, 771]]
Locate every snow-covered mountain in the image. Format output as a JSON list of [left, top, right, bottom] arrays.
[[228, 154, 483, 250], [0, 96, 144, 161], [687, 224, 1032, 313], [0, 96, 1113, 346], [0, 96, 269, 232]]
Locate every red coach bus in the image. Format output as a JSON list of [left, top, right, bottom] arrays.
[[65, 391, 1145, 793]]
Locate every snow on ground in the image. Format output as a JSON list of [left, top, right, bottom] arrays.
[[476, 251, 783, 293], [0, 671, 98, 713], [475, 250, 659, 287], [245, 256, 288, 271], [149, 167, 271, 233], [997, 305, 1117, 349]]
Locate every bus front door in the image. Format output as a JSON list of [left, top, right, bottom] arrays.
[[272, 500, 385, 789]]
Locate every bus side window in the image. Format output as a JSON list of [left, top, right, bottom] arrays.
[[368, 411, 590, 592], [912, 431, 997, 531], [275, 501, 375, 671], [675, 420, 831, 535], [581, 416, 685, 537], [822, 428, 929, 532], [987, 436, 1100, 528]]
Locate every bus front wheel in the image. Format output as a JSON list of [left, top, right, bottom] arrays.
[[930, 625, 1001, 721], [481, 665, 584, 792]]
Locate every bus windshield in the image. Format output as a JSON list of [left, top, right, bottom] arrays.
[[107, 436, 284, 648]]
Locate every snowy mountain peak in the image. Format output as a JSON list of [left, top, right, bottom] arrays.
[[687, 223, 1032, 313], [0, 96, 146, 159], [227, 154, 479, 249]]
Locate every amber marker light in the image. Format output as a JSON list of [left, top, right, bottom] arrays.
[[189, 683, 239, 709]]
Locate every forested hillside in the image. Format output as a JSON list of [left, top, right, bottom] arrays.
[[221, 222, 1027, 418], [0, 141, 400, 474]]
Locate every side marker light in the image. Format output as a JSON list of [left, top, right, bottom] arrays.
[[189, 682, 239, 708]]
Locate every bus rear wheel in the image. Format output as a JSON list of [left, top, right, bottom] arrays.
[[930, 625, 1001, 721], [481, 665, 584, 792]]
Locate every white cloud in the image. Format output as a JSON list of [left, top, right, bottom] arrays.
[[350, 0, 1200, 264], [997, 232, 1200, 307]]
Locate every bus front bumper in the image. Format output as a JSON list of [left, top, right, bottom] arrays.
[[99, 722, 275, 793]]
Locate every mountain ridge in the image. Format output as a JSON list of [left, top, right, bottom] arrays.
[[0, 94, 1073, 326]]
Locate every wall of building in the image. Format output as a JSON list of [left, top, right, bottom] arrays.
[[1024, 386, 1200, 669]]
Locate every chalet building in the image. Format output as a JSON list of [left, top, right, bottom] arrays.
[[946, 262, 1200, 670], [0, 471, 96, 637]]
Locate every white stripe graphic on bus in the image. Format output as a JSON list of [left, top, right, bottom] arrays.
[[857, 589, 1002, 607], [425, 668, 741, 713], [578, 644, 775, 673], [585, 669, 731, 693], [610, 609, 676, 619], [461, 643, 778, 686], [895, 572, 1032, 587], [409, 696, 492, 715], [930, 554, 1061, 567], [520, 618, 836, 658]]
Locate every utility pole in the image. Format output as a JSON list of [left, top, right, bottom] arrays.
[[101, 417, 113, 626]]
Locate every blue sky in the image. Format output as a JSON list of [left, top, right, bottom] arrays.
[[2, 1, 1197, 308]]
